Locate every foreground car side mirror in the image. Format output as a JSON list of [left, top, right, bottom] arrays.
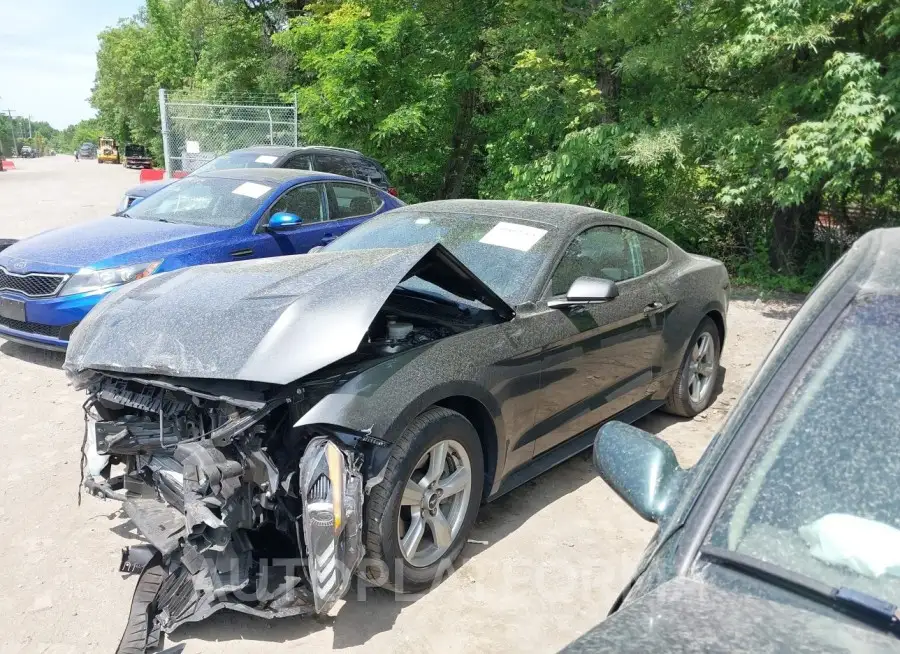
[[268, 212, 303, 232], [548, 276, 619, 309], [593, 421, 686, 523]]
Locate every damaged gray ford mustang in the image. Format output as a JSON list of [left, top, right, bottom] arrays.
[[63, 200, 728, 651]]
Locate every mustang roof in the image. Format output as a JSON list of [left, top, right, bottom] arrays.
[[404, 199, 645, 232]]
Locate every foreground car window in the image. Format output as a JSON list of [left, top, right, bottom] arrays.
[[707, 295, 900, 602], [125, 177, 275, 227], [325, 211, 557, 304]]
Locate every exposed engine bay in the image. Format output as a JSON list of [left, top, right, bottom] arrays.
[[74, 292, 493, 652]]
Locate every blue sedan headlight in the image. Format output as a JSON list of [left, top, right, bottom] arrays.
[[59, 261, 162, 296]]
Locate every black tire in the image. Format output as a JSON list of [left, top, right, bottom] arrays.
[[363, 407, 483, 593], [664, 317, 721, 418]]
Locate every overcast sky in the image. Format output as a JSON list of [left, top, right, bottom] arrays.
[[0, 0, 144, 129]]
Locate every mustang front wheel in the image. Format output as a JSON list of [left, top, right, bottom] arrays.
[[364, 407, 483, 593]]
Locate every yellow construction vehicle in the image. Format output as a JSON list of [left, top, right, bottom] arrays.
[[97, 137, 119, 164]]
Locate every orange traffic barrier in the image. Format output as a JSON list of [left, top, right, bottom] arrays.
[[1, 159, 15, 171], [139, 168, 165, 183]]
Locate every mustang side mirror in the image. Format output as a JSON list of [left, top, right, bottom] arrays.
[[548, 276, 619, 308], [593, 421, 686, 523], [268, 212, 303, 232]]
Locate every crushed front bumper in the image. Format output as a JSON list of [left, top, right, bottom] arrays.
[[87, 426, 365, 653]]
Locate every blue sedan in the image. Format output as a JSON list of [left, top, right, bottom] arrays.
[[0, 168, 403, 350]]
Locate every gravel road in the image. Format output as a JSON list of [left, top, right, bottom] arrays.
[[0, 156, 802, 653]]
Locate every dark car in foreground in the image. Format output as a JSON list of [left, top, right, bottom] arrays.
[[67, 200, 728, 650], [117, 144, 396, 212], [566, 227, 900, 653], [0, 168, 400, 350]]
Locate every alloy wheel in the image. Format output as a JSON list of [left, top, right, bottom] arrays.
[[397, 439, 472, 567], [687, 332, 716, 405]]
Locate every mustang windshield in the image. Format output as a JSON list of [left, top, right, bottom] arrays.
[[124, 176, 275, 228], [707, 294, 900, 604], [325, 211, 557, 304]]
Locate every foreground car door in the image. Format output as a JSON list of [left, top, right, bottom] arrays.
[[530, 226, 668, 457]]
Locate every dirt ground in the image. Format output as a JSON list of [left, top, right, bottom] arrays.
[[0, 156, 802, 653]]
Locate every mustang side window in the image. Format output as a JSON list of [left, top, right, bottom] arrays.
[[551, 226, 643, 296], [269, 184, 324, 224], [636, 232, 669, 272]]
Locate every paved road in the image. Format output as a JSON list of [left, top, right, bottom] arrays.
[[0, 156, 799, 653], [0, 154, 136, 237]]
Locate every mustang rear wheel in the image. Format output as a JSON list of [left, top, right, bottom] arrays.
[[665, 317, 721, 417], [363, 407, 483, 593]]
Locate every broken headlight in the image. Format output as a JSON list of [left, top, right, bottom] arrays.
[[298, 437, 364, 613]]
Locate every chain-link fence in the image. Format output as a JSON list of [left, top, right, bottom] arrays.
[[158, 89, 298, 176]]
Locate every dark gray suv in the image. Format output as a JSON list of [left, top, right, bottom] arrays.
[[118, 145, 395, 212]]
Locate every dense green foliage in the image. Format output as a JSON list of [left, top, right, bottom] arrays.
[[85, 0, 900, 288], [90, 0, 294, 159], [0, 115, 63, 157]]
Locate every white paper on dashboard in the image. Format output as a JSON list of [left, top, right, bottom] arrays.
[[232, 182, 271, 199], [255, 155, 278, 164], [479, 222, 548, 251]]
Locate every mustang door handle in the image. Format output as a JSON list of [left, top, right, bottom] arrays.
[[644, 301, 664, 314], [320, 235, 336, 245], [230, 248, 254, 258]]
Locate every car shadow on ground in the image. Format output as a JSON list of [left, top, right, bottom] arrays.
[[120, 366, 729, 649], [0, 340, 65, 369]]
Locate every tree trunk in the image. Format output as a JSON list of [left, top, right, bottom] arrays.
[[769, 191, 822, 274], [437, 87, 478, 200], [595, 53, 620, 124], [437, 42, 485, 200]]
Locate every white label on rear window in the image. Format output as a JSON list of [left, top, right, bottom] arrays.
[[479, 222, 547, 251], [185, 140, 200, 154], [255, 155, 278, 164], [232, 182, 271, 199]]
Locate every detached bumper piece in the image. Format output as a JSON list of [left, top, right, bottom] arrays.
[[82, 379, 366, 653]]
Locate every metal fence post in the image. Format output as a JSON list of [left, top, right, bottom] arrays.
[[158, 88, 173, 178], [293, 92, 298, 147]]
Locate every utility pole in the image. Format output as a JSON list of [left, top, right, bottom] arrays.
[[1, 109, 18, 155], [27, 116, 32, 139]]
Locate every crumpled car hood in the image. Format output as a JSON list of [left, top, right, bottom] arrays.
[[64, 243, 513, 385]]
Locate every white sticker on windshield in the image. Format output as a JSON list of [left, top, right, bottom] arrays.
[[255, 155, 278, 165], [232, 182, 271, 199], [479, 222, 547, 252]]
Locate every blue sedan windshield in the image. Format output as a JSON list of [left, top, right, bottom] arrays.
[[124, 177, 277, 228]]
